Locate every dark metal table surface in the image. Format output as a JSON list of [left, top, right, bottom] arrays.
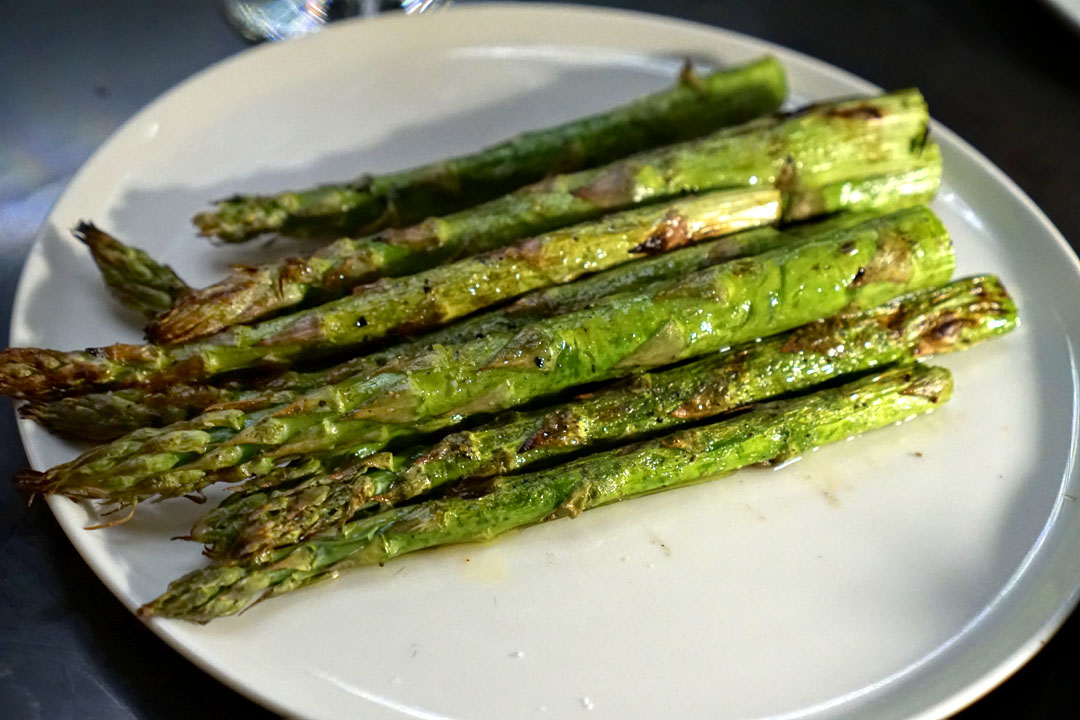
[[1, 1, 1077, 718]]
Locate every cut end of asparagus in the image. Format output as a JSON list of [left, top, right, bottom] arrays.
[[14, 468, 57, 501], [910, 274, 1018, 355]]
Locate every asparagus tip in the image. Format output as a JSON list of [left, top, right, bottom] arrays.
[[191, 211, 219, 239], [71, 220, 105, 247], [146, 263, 279, 344], [138, 562, 277, 622]]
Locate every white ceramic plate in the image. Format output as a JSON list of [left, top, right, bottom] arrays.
[[12, 4, 1080, 719], [1045, 0, 1080, 30]]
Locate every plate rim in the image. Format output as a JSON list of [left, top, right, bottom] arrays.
[[1043, 0, 1080, 31], [11, 3, 1080, 719]]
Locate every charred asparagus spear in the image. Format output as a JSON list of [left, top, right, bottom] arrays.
[[72, 222, 188, 318], [70, 142, 936, 343], [175, 187, 781, 356], [4, 144, 941, 402], [141, 364, 952, 622], [26, 207, 837, 441], [192, 57, 788, 243], [193, 275, 1014, 562], [2, 188, 783, 397], [30, 181, 939, 443], [509, 162, 941, 317], [150, 90, 935, 344], [17, 206, 954, 506]]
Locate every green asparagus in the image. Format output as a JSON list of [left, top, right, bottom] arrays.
[[25, 206, 831, 441], [141, 364, 953, 622], [77, 146, 934, 346], [192, 57, 788, 243], [5, 149, 943, 401], [17, 206, 955, 506], [73, 222, 188, 318], [151, 90, 935, 344], [38, 194, 935, 443], [194, 275, 1014, 562], [168, 187, 780, 356], [3, 188, 782, 396], [382, 277, 1014, 492]]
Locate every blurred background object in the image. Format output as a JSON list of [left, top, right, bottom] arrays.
[[223, 0, 448, 41]]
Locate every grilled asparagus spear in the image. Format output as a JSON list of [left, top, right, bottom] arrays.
[[193, 275, 1014, 562], [168, 187, 781, 358], [60, 147, 937, 354], [72, 222, 188, 318], [6, 148, 943, 403], [1, 140, 940, 400], [151, 91, 935, 343], [29, 182, 939, 443], [193, 57, 788, 243], [17, 207, 954, 507], [141, 364, 952, 622], [3, 188, 782, 397], [19, 196, 808, 441], [75, 150, 937, 330]]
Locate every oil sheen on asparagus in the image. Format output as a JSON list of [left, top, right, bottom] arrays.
[[150, 89, 935, 343], [17, 206, 955, 507], [192, 275, 1014, 563], [193, 57, 788, 243], [34, 169, 941, 444], [141, 364, 952, 622], [0, 129, 941, 397]]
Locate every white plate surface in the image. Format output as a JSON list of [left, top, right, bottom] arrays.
[[11, 5, 1080, 719], [1045, 0, 1080, 30]]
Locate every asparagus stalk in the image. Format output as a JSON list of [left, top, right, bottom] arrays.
[[4, 144, 941, 399], [192, 57, 788, 243], [19, 199, 812, 440], [141, 364, 952, 622], [149, 90, 935, 344], [163, 187, 781, 352], [73, 153, 937, 331], [72, 222, 188, 318], [506, 160, 942, 316], [68, 148, 935, 342], [17, 206, 954, 506], [30, 193, 932, 442], [316, 204, 953, 430], [194, 275, 1015, 562], [2, 187, 782, 397], [16, 307, 524, 441]]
